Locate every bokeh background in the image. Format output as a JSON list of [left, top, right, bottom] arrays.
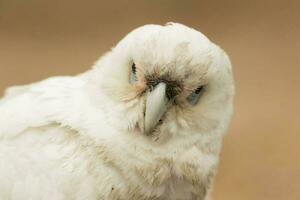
[[0, 0, 299, 199]]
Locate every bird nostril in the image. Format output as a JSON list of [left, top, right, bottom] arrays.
[[149, 85, 154, 92], [146, 77, 181, 101]]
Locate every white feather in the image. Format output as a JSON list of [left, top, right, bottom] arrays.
[[0, 23, 234, 200]]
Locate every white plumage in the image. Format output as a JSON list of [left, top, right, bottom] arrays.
[[0, 23, 234, 200]]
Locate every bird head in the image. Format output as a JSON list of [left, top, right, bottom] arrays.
[[90, 23, 234, 142]]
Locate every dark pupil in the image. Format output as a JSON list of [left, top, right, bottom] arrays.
[[132, 63, 136, 74], [195, 86, 203, 94]]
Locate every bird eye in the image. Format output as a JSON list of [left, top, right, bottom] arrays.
[[130, 62, 138, 83], [187, 86, 204, 105]]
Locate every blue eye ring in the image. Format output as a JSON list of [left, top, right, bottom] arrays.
[[186, 86, 205, 105], [130, 62, 138, 83], [132, 63, 136, 74]]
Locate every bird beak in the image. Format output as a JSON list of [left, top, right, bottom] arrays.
[[144, 82, 169, 135]]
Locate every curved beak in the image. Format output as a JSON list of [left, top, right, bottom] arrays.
[[144, 82, 169, 135]]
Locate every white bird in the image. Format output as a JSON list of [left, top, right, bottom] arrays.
[[0, 23, 234, 200]]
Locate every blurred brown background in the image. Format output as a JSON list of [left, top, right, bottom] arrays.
[[0, 0, 299, 199]]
